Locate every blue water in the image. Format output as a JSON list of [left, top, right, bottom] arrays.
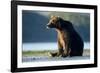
[[22, 42, 90, 51]]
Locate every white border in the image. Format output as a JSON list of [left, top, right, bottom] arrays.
[[17, 5, 94, 68]]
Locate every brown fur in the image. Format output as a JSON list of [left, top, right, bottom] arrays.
[[47, 16, 83, 57]]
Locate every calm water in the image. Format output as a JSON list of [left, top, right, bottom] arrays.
[[22, 42, 90, 51]]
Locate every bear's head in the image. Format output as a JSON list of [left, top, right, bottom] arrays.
[[47, 15, 73, 30], [47, 16, 61, 29]]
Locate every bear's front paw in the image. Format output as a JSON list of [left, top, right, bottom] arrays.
[[60, 53, 69, 58]]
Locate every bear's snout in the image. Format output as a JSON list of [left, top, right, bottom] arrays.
[[47, 23, 54, 29], [46, 23, 50, 29]]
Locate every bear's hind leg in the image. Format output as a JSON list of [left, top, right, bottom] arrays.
[[48, 52, 58, 57], [48, 49, 63, 57], [70, 49, 83, 57]]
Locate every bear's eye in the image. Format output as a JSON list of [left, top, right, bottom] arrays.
[[51, 20, 55, 23], [52, 20, 55, 22]]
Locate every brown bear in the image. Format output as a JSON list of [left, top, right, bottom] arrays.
[[47, 16, 84, 57]]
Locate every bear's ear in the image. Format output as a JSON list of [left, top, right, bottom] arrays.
[[57, 16, 60, 18], [57, 16, 60, 20], [58, 16, 62, 26], [50, 15, 54, 18]]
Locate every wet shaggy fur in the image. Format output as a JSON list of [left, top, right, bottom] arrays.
[[47, 16, 84, 57]]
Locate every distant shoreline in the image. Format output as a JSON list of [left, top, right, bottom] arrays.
[[22, 42, 90, 51], [22, 49, 90, 62]]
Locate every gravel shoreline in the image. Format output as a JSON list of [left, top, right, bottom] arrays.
[[22, 49, 90, 62]]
